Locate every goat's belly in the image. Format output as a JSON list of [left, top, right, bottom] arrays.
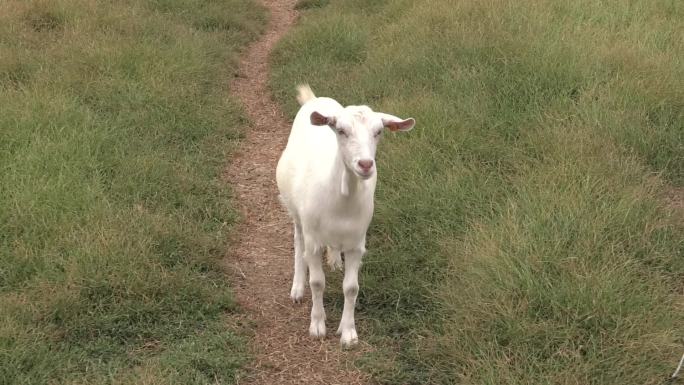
[[310, 214, 371, 250]]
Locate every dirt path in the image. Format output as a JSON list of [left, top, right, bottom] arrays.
[[224, 1, 370, 384]]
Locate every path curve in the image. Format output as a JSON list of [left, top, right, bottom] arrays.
[[224, 1, 370, 384]]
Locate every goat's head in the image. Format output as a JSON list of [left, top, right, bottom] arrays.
[[310, 106, 415, 180]]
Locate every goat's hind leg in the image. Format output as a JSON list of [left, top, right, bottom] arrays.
[[290, 221, 306, 303], [305, 241, 326, 338]]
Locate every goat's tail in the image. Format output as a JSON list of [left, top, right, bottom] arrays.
[[296, 84, 316, 106]]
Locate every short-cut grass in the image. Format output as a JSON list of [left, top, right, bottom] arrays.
[[271, 1, 683, 384], [1, 0, 264, 383]]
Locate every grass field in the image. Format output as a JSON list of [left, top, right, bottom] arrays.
[[0, 0, 264, 383], [272, 0, 684, 384]]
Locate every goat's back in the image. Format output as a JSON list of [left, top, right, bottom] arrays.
[[276, 96, 342, 206]]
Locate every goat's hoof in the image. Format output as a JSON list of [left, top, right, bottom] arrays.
[[339, 328, 358, 347], [309, 319, 326, 338], [290, 285, 305, 303]]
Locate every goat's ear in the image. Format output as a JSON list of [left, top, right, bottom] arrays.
[[310, 111, 336, 127], [378, 113, 415, 132]]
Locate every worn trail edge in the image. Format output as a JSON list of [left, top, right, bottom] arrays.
[[224, 1, 370, 384]]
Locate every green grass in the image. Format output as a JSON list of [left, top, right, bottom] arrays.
[[0, 0, 265, 384], [271, 1, 684, 384], [294, 0, 330, 10]]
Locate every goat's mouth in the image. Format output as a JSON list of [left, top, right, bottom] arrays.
[[355, 169, 375, 180]]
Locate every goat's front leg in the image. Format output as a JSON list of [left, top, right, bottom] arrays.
[[337, 246, 364, 346], [304, 242, 326, 338]]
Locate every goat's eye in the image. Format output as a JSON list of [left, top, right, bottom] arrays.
[[374, 130, 383, 137], [337, 129, 348, 137]]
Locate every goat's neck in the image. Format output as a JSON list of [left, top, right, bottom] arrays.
[[340, 166, 361, 197]]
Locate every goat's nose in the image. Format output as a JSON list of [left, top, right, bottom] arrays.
[[357, 159, 374, 171]]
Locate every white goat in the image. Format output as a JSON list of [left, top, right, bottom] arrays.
[[276, 85, 415, 346]]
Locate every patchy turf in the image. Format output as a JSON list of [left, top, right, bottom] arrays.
[[270, 0, 684, 384], [0, 0, 265, 383]]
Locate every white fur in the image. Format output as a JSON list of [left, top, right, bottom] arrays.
[[276, 84, 415, 346]]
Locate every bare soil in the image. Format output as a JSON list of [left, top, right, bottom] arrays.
[[224, 1, 371, 384], [665, 187, 683, 213]]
